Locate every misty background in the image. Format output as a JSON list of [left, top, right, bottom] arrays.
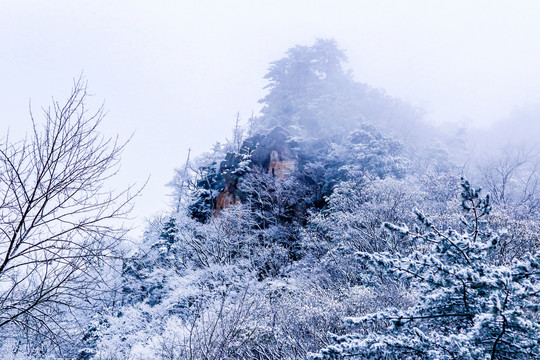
[[2, 0, 540, 234]]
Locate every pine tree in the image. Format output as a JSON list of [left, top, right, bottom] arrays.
[[313, 179, 540, 359]]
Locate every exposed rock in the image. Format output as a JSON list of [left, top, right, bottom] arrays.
[[250, 126, 297, 176], [213, 126, 298, 214], [250, 127, 293, 164], [269, 150, 296, 178], [215, 185, 241, 215]]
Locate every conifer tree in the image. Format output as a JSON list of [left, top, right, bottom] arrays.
[[313, 179, 540, 359]]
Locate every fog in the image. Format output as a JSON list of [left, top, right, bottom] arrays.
[[2, 0, 540, 233]]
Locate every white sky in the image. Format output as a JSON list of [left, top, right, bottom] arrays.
[[2, 0, 540, 235]]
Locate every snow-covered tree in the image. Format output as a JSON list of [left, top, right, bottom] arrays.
[[0, 79, 138, 358], [313, 179, 540, 359], [256, 39, 421, 138]]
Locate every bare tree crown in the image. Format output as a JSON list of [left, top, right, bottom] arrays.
[[0, 79, 138, 347]]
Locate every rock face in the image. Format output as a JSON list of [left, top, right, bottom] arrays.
[[215, 126, 297, 214], [249, 126, 297, 174], [215, 185, 241, 214], [268, 150, 296, 178], [189, 126, 300, 221], [215, 153, 249, 214]]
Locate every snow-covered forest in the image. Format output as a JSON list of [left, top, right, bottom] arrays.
[[1, 39, 539, 360]]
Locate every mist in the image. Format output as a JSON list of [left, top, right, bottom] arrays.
[[2, 2, 540, 359], [2, 1, 540, 232]]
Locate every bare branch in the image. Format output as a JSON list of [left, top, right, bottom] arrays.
[[0, 79, 141, 354]]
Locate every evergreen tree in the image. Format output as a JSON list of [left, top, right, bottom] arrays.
[[313, 179, 540, 359], [256, 39, 421, 138]]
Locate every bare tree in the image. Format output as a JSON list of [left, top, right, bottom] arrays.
[[479, 144, 540, 216], [0, 79, 139, 354]]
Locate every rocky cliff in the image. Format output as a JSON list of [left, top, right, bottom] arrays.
[[191, 126, 299, 220]]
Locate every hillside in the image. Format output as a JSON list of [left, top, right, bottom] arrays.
[[88, 40, 538, 360], [3, 39, 539, 360]]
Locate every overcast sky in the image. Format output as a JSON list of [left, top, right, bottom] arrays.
[[2, 1, 540, 235]]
